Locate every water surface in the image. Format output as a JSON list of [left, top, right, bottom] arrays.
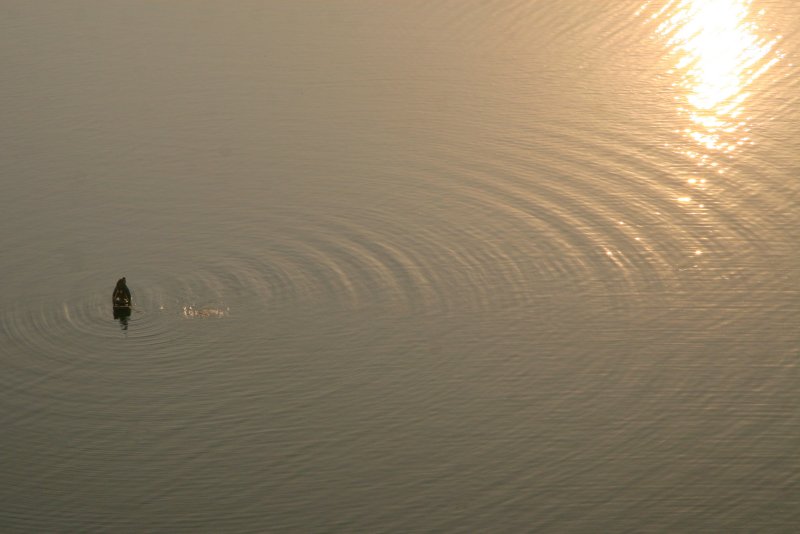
[[1, 1, 798, 531]]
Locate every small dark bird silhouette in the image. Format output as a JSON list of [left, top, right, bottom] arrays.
[[112, 277, 132, 308]]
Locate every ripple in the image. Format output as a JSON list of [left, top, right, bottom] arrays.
[[0, 270, 235, 376]]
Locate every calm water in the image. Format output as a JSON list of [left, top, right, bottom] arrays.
[[1, 1, 798, 531]]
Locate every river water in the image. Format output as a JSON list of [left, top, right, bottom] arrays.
[[1, 1, 798, 531]]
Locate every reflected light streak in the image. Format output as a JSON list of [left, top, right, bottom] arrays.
[[654, 0, 781, 166]]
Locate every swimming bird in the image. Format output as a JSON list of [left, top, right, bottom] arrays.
[[112, 277, 131, 308]]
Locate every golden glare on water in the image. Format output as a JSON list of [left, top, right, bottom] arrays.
[[653, 0, 782, 168]]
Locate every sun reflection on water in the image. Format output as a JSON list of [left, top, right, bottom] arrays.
[[653, 0, 782, 169]]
